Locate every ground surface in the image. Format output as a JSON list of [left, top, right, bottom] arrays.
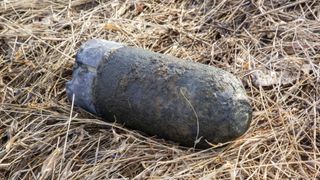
[[0, 0, 319, 179]]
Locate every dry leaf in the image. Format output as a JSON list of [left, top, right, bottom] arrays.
[[251, 69, 297, 87], [5, 137, 15, 151], [21, 59, 36, 69], [301, 64, 312, 75], [0, 163, 10, 170], [135, 2, 145, 13], [104, 23, 120, 31], [40, 148, 62, 179]]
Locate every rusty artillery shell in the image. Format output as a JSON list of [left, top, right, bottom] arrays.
[[66, 39, 252, 148]]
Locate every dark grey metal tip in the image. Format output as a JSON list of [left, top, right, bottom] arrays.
[[66, 39, 124, 114]]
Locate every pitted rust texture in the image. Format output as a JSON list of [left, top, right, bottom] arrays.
[[93, 47, 252, 148]]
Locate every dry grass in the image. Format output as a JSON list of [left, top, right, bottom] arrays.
[[0, 0, 319, 179]]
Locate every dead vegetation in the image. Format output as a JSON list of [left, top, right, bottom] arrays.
[[0, 0, 319, 179]]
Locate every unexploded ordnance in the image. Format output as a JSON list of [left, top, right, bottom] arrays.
[[67, 39, 252, 148]]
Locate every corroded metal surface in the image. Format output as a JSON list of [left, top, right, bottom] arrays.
[[67, 39, 252, 148]]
